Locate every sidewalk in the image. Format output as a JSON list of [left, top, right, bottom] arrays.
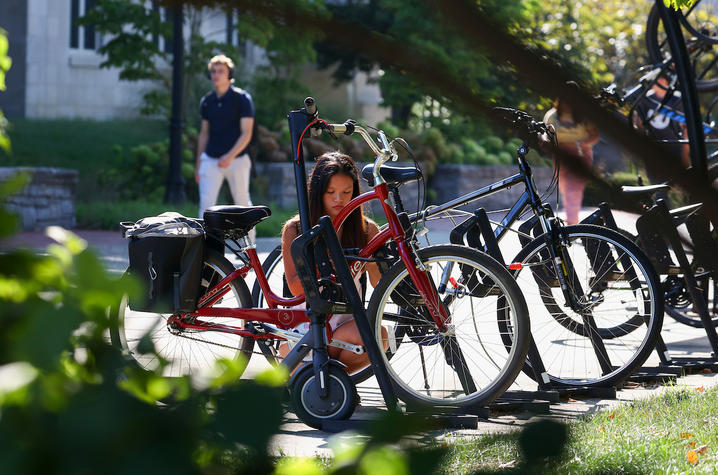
[[6, 207, 718, 457]]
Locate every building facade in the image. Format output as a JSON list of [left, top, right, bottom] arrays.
[[0, 0, 387, 123]]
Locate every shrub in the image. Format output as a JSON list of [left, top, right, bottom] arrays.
[[99, 133, 198, 202]]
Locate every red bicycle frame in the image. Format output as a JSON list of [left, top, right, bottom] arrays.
[[175, 174, 451, 338]]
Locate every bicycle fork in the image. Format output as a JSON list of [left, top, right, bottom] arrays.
[[540, 220, 613, 375]]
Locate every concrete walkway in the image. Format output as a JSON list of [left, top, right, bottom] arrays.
[[2, 207, 717, 457]]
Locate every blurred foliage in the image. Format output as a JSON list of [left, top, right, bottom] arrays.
[[315, 0, 531, 134], [523, 1, 649, 87], [0, 28, 11, 154], [313, 0, 654, 167], [98, 129, 198, 202]]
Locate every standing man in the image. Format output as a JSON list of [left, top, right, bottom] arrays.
[[196, 54, 256, 241]]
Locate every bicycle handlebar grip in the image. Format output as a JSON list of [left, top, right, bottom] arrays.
[[304, 97, 317, 115]]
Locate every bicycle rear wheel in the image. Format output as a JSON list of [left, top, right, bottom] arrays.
[[507, 225, 663, 387], [646, 1, 718, 92], [665, 274, 718, 327], [112, 248, 254, 378], [367, 244, 530, 408]]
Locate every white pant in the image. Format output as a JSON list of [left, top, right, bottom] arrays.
[[198, 152, 255, 242]]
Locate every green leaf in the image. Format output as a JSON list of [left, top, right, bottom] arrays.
[[358, 446, 409, 475], [274, 457, 323, 475], [45, 227, 87, 255], [255, 366, 289, 388]]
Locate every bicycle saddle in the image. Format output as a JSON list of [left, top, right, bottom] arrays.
[[361, 164, 422, 187], [621, 184, 670, 199], [203, 205, 271, 234]]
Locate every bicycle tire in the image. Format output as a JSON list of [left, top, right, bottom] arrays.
[[112, 248, 255, 377], [646, 2, 718, 92], [616, 224, 718, 329], [367, 244, 530, 408], [253, 244, 380, 384], [664, 276, 718, 327], [507, 224, 663, 388]]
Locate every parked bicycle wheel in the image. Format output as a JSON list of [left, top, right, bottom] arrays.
[[367, 244, 530, 408], [614, 226, 718, 329], [112, 249, 255, 377], [646, 0, 718, 92], [506, 225, 662, 387], [664, 274, 718, 327]]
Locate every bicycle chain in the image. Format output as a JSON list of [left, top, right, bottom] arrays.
[[174, 331, 279, 358]]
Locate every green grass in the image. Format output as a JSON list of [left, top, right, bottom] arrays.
[[76, 199, 296, 238], [441, 386, 718, 473], [0, 118, 166, 200]]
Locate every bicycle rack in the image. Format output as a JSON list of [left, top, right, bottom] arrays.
[[447, 208, 617, 411], [583, 200, 718, 377], [285, 101, 402, 430]]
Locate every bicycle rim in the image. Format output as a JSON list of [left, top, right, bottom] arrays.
[[646, 1, 718, 92], [369, 245, 529, 407]]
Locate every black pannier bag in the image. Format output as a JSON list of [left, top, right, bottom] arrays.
[[122, 212, 205, 313]]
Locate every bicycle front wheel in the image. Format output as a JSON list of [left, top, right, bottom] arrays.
[[367, 244, 530, 408], [509, 225, 663, 387], [112, 248, 255, 378]]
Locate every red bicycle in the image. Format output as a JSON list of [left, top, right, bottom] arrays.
[[114, 103, 529, 425]]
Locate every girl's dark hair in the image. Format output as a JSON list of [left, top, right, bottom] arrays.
[[306, 151, 367, 249]]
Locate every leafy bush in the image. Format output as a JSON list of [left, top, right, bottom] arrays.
[[100, 132, 198, 202], [584, 170, 640, 206]]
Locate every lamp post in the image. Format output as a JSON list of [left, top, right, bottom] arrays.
[[165, 4, 186, 204]]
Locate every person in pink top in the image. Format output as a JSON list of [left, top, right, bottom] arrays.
[[544, 91, 600, 225]]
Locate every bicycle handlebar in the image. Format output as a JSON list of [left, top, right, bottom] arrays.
[[300, 97, 400, 186], [492, 107, 556, 151]]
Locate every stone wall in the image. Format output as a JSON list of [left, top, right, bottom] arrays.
[[0, 167, 78, 230], [253, 162, 552, 215]]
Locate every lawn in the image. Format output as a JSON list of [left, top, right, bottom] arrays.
[[0, 118, 166, 200], [440, 385, 718, 473]]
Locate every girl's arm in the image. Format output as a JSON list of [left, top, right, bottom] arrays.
[[281, 220, 305, 297]]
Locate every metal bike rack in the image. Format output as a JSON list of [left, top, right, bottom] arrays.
[[285, 101, 400, 427], [448, 208, 617, 409], [582, 201, 718, 377]]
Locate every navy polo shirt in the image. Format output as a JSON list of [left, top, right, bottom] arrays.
[[200, 86, 254, 158]]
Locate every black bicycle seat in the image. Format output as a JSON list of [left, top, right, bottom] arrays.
[[361, 164, 422, 187], [203, 205, 271, 234]]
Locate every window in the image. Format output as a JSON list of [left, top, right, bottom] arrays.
[[225, 10, 246, 58], [151, 1, 173, 54], [70, 0, 99, 50]]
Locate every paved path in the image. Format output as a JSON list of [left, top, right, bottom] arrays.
[[2, 208, 717, 457]]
